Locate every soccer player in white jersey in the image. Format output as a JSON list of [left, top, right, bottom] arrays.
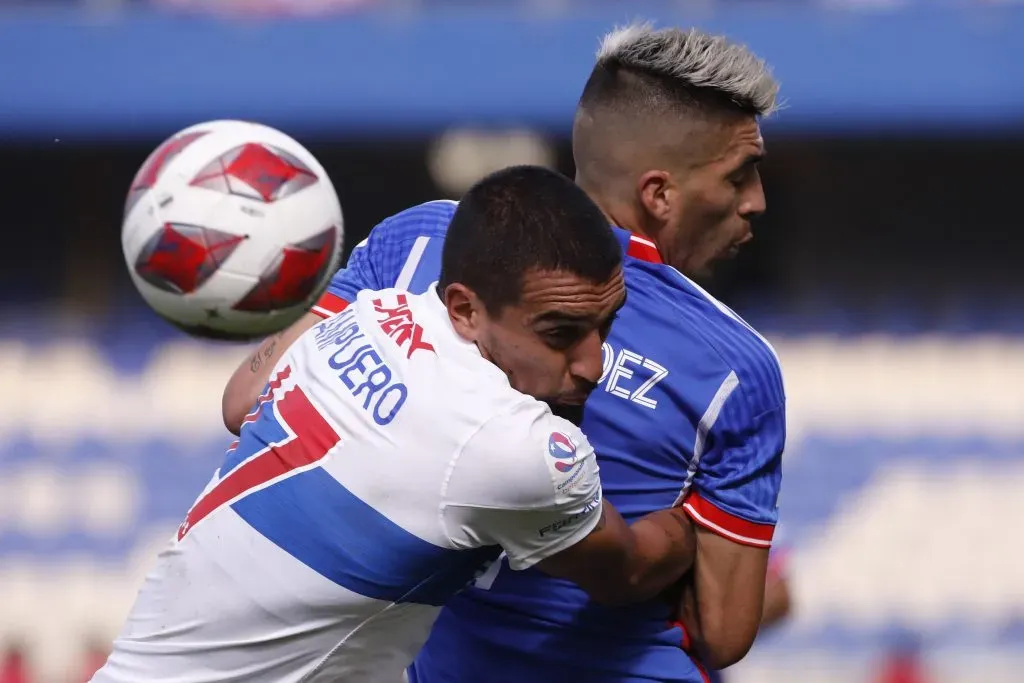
[[92, 167, 700, 683], [223, 26, 785, 680]]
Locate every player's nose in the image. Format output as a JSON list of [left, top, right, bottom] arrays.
[[569, 330, 606, 388], [739, 177, 767, 219]]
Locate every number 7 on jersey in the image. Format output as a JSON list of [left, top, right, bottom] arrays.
[[178, 366, 343, 540]]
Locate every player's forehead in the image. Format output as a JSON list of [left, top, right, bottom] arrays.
[[719, 118, 765, 163], [518, 267, 625, 323], [660, 113, 763, 174]]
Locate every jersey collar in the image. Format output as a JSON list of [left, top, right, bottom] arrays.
[[611, 226, 663, 264]]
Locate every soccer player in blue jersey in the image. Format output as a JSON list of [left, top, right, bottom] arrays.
[[707, 537, 792, 683], [223, 24, 784, 683]]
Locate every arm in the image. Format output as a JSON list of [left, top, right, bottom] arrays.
[[679, 527, 769, 668], [444, 409, 697, 607], [221, 315, 323, 434], [535, 497, 697, 606], [673, 546, 790, 671], [677, 397, 786, 669]]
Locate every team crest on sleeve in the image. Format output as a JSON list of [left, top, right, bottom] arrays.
[[545, 431, 591, 496], [547, 432, 579, 473]]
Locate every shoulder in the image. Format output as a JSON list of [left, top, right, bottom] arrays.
[[376, 199, 458, 239], [456, 400, 598, 510], [347, 199, 457, 256], [629, 262, 785, 411], [331, 200, 457, 296]]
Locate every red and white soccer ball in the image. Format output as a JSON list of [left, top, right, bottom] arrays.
[[122, 120, 344, 339]]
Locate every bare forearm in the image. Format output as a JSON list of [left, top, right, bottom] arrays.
[[620, 507, 697, 602], [247, 332, 285, 378], [539, 503, 696, 606], [222, 332, 285, 434], [681, 527, 769, 669], [222, 312, 321, 434]]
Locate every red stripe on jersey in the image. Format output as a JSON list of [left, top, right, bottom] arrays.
[[669, 620, 692, 651], [693, 658, 712, 683], [682, 491, 774, 548], [239, 365, 293, 430], [311, 292, 350, 318], [178, 379, 341, 540], [668, 620, 711, 683], [626, 235, 663, 264]]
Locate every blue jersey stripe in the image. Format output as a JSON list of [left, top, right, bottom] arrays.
[[231, 467, 498, 606], [221, 393, 290, 477], [407, 237, 445, 294]]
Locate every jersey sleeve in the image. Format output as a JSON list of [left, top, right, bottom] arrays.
[[310, 225, 388, 318], [442, 404, 603, 571], [683, 373, 785, 549], [311, 200, 458, 319]]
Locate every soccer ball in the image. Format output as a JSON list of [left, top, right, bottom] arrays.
[[122, 120, 344, 340]]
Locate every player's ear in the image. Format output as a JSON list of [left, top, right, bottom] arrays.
[[637, 170, 674, 225], [443, 283, 485, 342]]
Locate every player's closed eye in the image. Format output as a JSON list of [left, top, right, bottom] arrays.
[[541, 326, 584, 350], [728, 161, 761, 188], [728, 168, 752, 188]]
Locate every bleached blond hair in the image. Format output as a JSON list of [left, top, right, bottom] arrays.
[[594, 23, 779, 116]]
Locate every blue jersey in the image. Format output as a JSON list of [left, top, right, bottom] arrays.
[[312, 201, 786, 683]]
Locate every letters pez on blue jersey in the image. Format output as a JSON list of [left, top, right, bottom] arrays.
[[598, 341, 669, 410], [314, 309, 407, 426]]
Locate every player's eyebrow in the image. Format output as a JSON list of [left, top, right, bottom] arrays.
[[729, 150, 765, 178], [534, 298, 626, 326], [532, 311, 597, 325]]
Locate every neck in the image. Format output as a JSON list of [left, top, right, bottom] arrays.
[[577, 174, 662, 250], [590, 193, 658, 244]]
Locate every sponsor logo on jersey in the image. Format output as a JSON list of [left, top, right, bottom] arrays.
[[547, 432, 578, 473], [538, 494, 601, 537], [373, 293, 435, 359]]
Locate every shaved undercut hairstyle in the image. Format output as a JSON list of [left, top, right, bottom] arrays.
[[574, 23, 780, 183], [438, 165, 622, 314]]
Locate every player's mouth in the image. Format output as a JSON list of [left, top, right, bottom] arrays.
[[724, 234, 752, 260], [736, 230, 754, 251]]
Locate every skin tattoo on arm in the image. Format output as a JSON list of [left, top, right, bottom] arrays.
[[249, 332, 285, 374]]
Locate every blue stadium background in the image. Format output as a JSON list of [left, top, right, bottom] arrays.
[[1, 2, 1023, 681]]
